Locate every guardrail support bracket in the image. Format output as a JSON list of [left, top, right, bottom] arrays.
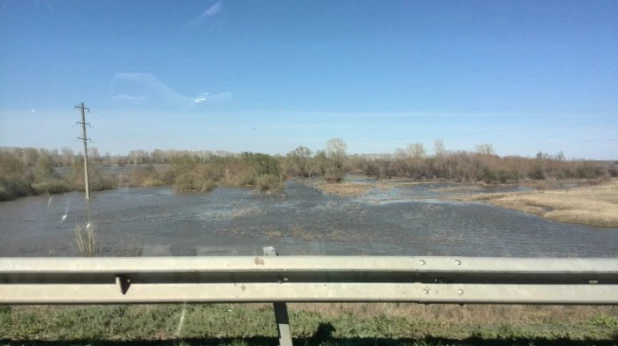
[[116, 275, 130, 295], [264, 246, 293, 346]]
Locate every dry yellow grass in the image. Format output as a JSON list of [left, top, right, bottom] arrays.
[[313, 182, 392, 197], [454, 179, 618, 227], [431, 185, 485, 193]]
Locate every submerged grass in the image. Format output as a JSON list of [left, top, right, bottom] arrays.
[[1, 304, 617, 344], [453, 179, 618, 227], [311, 181, 393, 197], [71, 222, 100, 257]]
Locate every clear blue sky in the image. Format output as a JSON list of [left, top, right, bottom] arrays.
[[1, 0, 616, 159]]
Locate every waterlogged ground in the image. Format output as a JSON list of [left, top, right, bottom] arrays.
[[0, 180, 617, 257]]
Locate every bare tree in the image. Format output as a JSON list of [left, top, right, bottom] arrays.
[[88, 147, 100, 164], [407, 142, 426, 158], [104, 152, 112, 165], [394, 147, 407, 160], [61, 147, 75, 167], [326, 138, 347, 170], [20, 148, 40, 167], [434, 139, 445, 157], [475, 144, 495, 155], [555, 151, 565, 161], [290, 146, 313, 177], [294, 146, 312, 159]]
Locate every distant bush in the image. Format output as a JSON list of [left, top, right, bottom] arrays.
[[201, 180, 218, 192], [0, 175, 33, 201], [160, 167, 179, 185], [173, 166, 218, 192], [222, 169, 256, 187], [128, 165, 161, 187], [475, 167, 497, 184], [497, 169, 519, 184], [554, 161, 601, 179], [69, 161, 116, 192], [33, 153, 55, 181], [31, 178, 71, 195], [173, 173, 195, 192], [528, 164, 545, 180], [324, 167, 345, 183], [352, 148, 610, 184], [141, 177, 165, 187], [255, 174, 282, 192], [0, 152, 34, 201]]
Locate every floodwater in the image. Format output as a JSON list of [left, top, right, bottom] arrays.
[[1, 181, 617, 257]]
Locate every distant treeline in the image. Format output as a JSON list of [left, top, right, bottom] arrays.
[[1, 139, 616, 201]]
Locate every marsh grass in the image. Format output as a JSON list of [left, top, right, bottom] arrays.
[[311, 182, 391, 197], [454, 179, 618, 227], [71, 222, 100, 257]]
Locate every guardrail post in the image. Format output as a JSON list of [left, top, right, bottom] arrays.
[[264, 246, 293, 346]]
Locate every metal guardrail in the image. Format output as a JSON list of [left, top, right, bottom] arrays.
[[1, 247, 617, 346]]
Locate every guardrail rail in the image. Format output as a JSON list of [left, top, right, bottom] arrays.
[[1, 247, 617, 346]]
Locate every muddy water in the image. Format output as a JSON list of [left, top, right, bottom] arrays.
[[0, 181, 617, 257]]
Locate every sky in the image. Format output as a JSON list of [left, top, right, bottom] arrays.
[[0, 0, 616, 159]]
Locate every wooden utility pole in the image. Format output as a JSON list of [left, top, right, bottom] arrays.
[[75, 102, 91, 199]]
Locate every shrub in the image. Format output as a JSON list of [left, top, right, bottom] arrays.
[[0, 152, 34, 200], [69, 162, 116, 192], [170, 163, 219, 191], [33, 154, 55, 181], [128, 165, 161, 187], [0, 175, 33, 201], [89, 173, 116, 191], [497, 170, 519, 184], [173, 171, 217, 192], [528, 164, 545, 180], [72, 222, 100, 257], [247, 153, 280, 176], [324, 167, 345, 183], [201, 180, 218, 192], [475, 167, 497, 184], [223, 169, 256, 187], [142, 177, 165, 187], [569, 162, 605, 179], [173, 172, 198, 191], [32, 178, 71, 194], [363, 161, 381, 178], [160, 166, 179, 185], [256, 174, 282, 192]]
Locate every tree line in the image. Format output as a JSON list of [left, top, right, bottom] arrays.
[[1, 139, 616, 201]]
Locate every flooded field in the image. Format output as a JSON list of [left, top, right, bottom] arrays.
[[1, 180, 617, 257]]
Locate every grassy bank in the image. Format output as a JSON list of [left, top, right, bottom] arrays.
[[451, 179, 618, 228], [1, 303, 617, 345]]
